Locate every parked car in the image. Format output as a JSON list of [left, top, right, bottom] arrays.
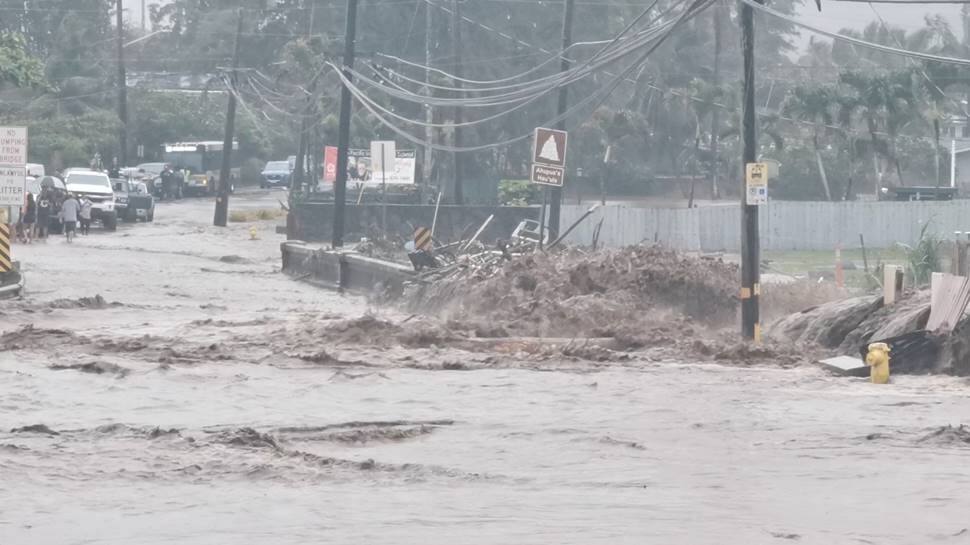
[[131, 162, 168, 194], [180, 168, 209, 197], [134, 162, 166, 180], [26, 163, 45, 178], [261, 161, 292, 189], [112, 179, 155, 222], [64, 169, 118, 231]]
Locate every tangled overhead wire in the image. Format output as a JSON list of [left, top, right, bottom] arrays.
[[326, 0, 716, 152]]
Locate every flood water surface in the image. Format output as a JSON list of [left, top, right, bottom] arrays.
[[2, 193, 970, 544]]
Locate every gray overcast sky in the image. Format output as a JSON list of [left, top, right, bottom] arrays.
[[121, 0, 967, 52], [795, 1, 964, 42]]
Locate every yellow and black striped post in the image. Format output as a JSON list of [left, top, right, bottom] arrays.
[[0, 209, 10, 273], [414, 227, 432, 253]]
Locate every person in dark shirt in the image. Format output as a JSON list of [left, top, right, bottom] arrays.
[[160, 165, 175, 200], [36, 190, 52, 240], [22, 193, 36, 244]]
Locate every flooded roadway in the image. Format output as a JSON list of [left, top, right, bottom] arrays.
[[3, 191, 970, 544]]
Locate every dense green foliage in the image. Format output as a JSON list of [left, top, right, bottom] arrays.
[[2, 0, 970, 200]]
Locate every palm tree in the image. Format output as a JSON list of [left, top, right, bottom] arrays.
[[839, 70, 917, 191], [687, 78, 728, 204], [783, 85, 837, 200]]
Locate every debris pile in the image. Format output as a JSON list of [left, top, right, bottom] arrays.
[[403, 245, 739, 339], [769, 289, 970, 375]]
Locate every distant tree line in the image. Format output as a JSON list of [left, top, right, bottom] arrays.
[[1, 0, 969, 200]]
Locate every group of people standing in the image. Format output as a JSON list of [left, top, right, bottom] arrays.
[[18, 190, 92, 244]]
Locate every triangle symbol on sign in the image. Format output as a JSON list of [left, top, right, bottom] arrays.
[[538, 135, 560, 162]]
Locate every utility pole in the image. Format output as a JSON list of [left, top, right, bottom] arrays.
[[424, 0, 434, 191], [294, 74, 318, 193], [710, 0, 722, 200], [333, 0, 359, 247], [294, 117, 308, 192], [548, 0, 575, 240], [451, 0, 464, 204], [740, 0, 761, 341], [141, 0, 147, 32], [116, 0, 128, 167], [214, 10, 242, 228]]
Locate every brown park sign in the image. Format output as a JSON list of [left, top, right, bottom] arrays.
[[531, 164, 565, 187], [532, 127, 568, 168]]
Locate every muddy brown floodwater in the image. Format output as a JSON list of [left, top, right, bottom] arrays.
[[3, 191, 970, 544]]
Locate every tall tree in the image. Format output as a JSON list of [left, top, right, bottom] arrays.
[[783, 85, 836, 200]]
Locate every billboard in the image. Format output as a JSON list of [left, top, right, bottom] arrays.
[[348, 148, 416, 185]]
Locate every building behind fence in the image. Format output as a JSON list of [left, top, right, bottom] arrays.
[[560, 200, 970, 252]]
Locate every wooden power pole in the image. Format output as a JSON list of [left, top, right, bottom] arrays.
[[548, 0, 575, 240], [117, 0, 128, 167], [740, 0, 761, 340], [710, 0, 723, 200], [424, 0, 435, 191], [214, 10, 242, 227], [451, 0, 464, 204], [333, 0, 360, 247]]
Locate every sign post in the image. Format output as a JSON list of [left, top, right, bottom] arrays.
[[530, 128, 568, 247], [371, 141, 396, 239]]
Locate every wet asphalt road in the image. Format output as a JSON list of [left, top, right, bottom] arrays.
[[3, 190, 970, 544]]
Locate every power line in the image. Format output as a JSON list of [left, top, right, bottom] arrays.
[[740, 0, 970, 66], [331, 0, 714, 152]]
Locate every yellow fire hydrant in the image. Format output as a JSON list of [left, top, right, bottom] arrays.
[[865, 342, 891, 384], [249, 226, 259, 240]]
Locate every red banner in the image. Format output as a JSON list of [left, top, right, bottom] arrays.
[[324, 146, 338, 182]]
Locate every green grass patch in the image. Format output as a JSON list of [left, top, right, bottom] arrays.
[[228, 208, 285, 223], [763, 248, 906, 275]]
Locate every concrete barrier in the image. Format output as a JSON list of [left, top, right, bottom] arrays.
[[0, 264, 24, 299], [280, 241, 414, 295]]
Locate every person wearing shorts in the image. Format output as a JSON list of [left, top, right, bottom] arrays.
[[60, 193, 80, 243], [79, 196, 93, 236]]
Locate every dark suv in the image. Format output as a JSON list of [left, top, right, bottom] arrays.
[[112, 179, 156, 222]]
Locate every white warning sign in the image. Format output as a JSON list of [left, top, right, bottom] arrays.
[[0, 165, 26, 207], [0, 127, 27, 166]]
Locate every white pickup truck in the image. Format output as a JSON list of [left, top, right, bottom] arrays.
[[64, 169, 118, 231]]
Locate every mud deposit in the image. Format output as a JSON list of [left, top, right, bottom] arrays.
[[408, 246, 738, 333], [3, 193, 970, 544]]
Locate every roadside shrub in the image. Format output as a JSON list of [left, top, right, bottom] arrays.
[[498, 179, 539, 206], [898, 222, 942, 287]]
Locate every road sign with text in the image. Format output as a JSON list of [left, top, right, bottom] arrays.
[[0, 127, 27, 166], [531, 164, 565, 187], [745, 162, 768, 206], [0, 165, 26, 207], [531, 127, 568, 187]]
